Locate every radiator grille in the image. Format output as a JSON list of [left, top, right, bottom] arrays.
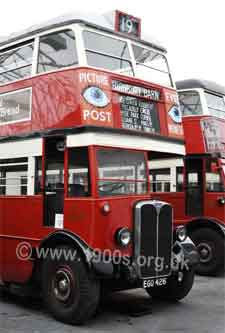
[[134, 201, 172, 278]]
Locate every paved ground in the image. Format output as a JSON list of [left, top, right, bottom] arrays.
[[0, 275, 224, 333]]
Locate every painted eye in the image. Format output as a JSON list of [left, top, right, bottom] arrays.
[[168, 105, 182, 123], [83, 86, 109, 108]]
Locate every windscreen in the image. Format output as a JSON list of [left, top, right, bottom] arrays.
[[132, 44, 172, 87], [83, 30, 133, 76], [83, 30, 173, 87], [97, 148, 147, 196], [178, 90, 203, 116]]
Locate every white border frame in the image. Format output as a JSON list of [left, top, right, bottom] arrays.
[[0, 87, 32, 126]]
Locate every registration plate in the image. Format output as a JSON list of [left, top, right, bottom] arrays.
[[143, 277, 167, 288]]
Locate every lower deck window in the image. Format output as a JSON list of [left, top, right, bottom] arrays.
[[150, 168, 171, 192], [68, 147, 90, 197], [206, 160, 224, 192], [176, 167, 184, 192], [0, 158, 28, 195]]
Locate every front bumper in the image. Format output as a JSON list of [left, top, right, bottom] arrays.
[[92, 237, 199, 281]]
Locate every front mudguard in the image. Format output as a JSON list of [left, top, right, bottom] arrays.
[[172, 236, 199, 271]]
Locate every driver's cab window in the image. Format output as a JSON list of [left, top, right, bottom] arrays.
[[68, 147, 90, 197], [96, 148, 147, 196]]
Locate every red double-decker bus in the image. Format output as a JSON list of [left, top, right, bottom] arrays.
[[0, 11, 198, 324], [150, 79, 225, 276]]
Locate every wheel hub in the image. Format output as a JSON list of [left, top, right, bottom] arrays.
[[197, 243, 213, 263], [59, 278, 69, 292], [52, 268, 74, 303]]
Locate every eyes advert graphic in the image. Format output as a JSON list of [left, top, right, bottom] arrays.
[[78, 70, 113, 128], [83, 86, 110, 108], [168, 105, 182, 123]]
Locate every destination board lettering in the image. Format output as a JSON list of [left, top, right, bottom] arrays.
[[112, 80, 161, 101], [119, 95, 160, 133]]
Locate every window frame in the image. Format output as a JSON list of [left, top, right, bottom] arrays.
[[82, 28, 134, 76], [178, 88, 204, 117], [178, 88, 209, 117], [94, 145, 149, 198], [150, 168, 171, 192], [176, 166, 184, 192], [0, 25, 80, 86], [0, 158, 28, 196], [0, 87, 32, 126], [82, 26, 174, 88], [66, 146, 92, 198], [131, 41, 174, 87], [204, 90, 225, 120], [205, 158, 225, 193], [0, 40, 34, 86], [37, 28, 79, 74], [0, 23, 174, 89]]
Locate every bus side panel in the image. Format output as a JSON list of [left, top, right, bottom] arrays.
[[64, 199, 95, 246], [204, 192, 225, 223], [64, 197, 133, 255], [1, 196, 43, 283], [92, 197, 135, 254], [151, 192, 186, 227]]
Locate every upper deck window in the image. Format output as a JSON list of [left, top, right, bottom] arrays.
[[178, 91, 203, 116], [132, 44, 172, 87], [83, 31, 133, 76], [38, 29, 78, 73], [0, 42, 34, 85], [205, 92, 225, 120]]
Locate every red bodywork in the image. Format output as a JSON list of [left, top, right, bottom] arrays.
[[0, 67, 182, 284], [0, 67, 183, 140], [183, 116, 225, 155], [152, 115, 225, 229]]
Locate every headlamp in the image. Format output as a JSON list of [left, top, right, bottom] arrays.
[[116, 228, 132, 247]]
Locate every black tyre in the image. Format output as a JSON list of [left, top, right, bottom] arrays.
[[190, 228, 225, 276], [146, 268, 195, 301], [41, 245, 100, 325]]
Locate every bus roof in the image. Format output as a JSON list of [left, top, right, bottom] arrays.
[[176, 79, 225, 96], [0, 11, 166, 53]]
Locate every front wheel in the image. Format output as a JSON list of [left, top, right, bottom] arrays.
[[146, 268, 195, 301], [41, 245, 100, 325], [190, 228, 225, 276]]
